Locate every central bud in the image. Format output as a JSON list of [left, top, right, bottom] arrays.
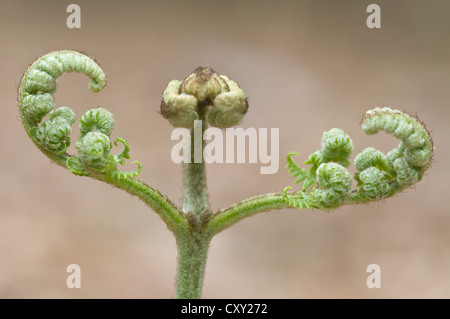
[[180, 67, 225, 102], [160, 67, 248, 128]]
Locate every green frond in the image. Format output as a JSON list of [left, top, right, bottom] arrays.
[[284, 107, 433, 209], [282, 187, 314, 210]]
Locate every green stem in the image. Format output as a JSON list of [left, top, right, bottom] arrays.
[[206, 193, 294, 236], [175, 232, 211, 299], [182, 108, 210, 218], [176, 104, 211, 298]]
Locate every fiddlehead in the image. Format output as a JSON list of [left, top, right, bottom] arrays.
[[160, 67, 248, 128], [284, 128, 354, 209], [284, 107, 433, 209], [18, 50, 141, 180]]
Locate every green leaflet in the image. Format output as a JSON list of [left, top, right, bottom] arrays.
[[285, 152, 311, 189], [282, 187, 314, 209]]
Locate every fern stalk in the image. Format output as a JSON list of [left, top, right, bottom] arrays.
[[18, 51, 433, 298]]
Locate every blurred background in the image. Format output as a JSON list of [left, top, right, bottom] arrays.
[[1, 0, 449, 298]]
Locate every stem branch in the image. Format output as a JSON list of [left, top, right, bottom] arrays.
[[100, 175, 188, 236], [207, 192, 295, 236]]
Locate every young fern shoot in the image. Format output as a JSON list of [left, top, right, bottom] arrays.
[[18, 50, 433, 299], [283, 109, 433, 209]]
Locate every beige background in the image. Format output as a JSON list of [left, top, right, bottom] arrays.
[[0, 0, 449, 298]]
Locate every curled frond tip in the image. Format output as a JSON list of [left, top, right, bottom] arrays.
[[284, 107, 433, 210]]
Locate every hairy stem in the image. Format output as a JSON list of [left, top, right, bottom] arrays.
[[176, 104, 211, 298], [175, 232, 211, 299], [99, 175, 188, 236], [207, 193, 294, 236], [182, 105, 210, 218]]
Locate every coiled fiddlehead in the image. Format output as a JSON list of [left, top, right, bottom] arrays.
[[283, 107, 433, 209], [18, 50, 141, 180]]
